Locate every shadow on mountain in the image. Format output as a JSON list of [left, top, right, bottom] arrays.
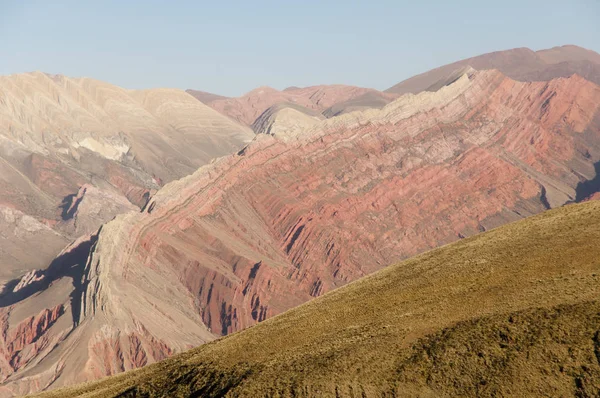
[[59, 189, 86, 220], [575, 161, 600, 202], [0, 232, 98, 326]]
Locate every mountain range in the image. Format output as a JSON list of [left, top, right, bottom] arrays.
[[0, 44, 599, 396]]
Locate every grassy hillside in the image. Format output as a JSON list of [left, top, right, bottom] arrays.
[[35, 201, 600, 397]]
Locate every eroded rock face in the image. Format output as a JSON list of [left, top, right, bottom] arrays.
[[2, 70, 600, 395]]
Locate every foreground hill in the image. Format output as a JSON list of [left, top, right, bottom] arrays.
[[387, 44, 600, 94], [0, 72, 252, 280], [36, 199, 600, 397], [3, 68, 600, 395]]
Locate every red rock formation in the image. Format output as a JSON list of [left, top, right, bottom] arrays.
[[0, 304, 64, 378], [85, 327, 173, 378], [98, 70, 600, 337], [2, 69, 600, 395]]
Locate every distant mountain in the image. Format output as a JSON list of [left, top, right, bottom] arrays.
[[35, 200, 600, 397], [188, 84, 397, 127], [387, 44, 600, 94], [6, 68, 600, 396]]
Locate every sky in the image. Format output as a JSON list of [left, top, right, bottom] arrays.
[[0, 0, 598, 96]]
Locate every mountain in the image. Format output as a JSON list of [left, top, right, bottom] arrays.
[[0, 72, 253, 282], [193, 84, 397, 127], [34, 199, 600, 397], [3, 68, 600, 395], [387, 45, 600, 94]]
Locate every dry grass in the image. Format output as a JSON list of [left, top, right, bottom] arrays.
[[34, 200, 600, 397]]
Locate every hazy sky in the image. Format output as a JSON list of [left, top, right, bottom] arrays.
[[1, 0, 598, 96]]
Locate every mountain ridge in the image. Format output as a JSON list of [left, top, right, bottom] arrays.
[[387, 44, 600, 94]]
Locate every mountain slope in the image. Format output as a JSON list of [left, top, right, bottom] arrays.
[[0, 72, 253, 182], [0, 72, 253, 282], [36, 199, 600, 397], [387, 45, 600, 94], [3, 69, 600, 395]]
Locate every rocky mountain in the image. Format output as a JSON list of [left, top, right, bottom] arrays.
[[0, 72, 253, 282], [387, 44, 600, 94], [34, 199, 600, 397], [193, 84, 397, 127], [3, 67, 600, 395]]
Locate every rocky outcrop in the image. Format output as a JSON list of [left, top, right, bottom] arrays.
[[4, 69, 600, 395], [387, 44, 600, 94]]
